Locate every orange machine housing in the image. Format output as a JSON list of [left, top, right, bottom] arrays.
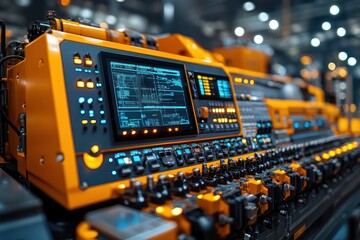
[[213, 46, 271, 73], [6, 29, 243, 210]]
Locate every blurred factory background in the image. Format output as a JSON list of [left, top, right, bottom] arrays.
[[1, 0, 359, 115]]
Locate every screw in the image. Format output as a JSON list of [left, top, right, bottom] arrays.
[[56, 153, 64, 162]]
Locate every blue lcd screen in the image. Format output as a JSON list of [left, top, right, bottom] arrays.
[[101, 52, 196, 140]]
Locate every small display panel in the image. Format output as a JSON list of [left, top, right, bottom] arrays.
[[196, 73, 232, 100], [101, 52, 196, 140]]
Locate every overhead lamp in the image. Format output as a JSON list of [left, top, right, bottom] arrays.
[[329, 5, 340, 15], [300, 55, 312, 65], [338, 51, 348, 61], [258, 12, 269, 22], [269, 20, 279, 30], [328, 62, 336, 71], [234, 27, 245, 37], [243, 2, 255, 11], [310, 38, 320, 47], [116, 0, 125, 2], [254, 35, 263, 44], [337, 27, 346, 37], [106, 15, 117, 25], [348, 57, 357, 66], [322, 22, 331, 31]]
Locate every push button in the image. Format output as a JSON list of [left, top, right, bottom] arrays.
[[73, 53, 82, 65]]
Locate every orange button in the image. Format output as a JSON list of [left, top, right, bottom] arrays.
[[86, 81, 94, 89], [73, 57, 82, 65], [77, 80, 85, 88], [85, 58, 93, 66]]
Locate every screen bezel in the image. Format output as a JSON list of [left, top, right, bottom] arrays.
[[100, 51, 197, 141], [194, 73, 233, 100]]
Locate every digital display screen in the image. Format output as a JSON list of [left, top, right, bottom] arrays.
[[101, 52, 196, 140], [196, 74, 232, 100]]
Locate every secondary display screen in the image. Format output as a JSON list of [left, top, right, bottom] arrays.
[[195, 73, 232, 100], [101, 52, 196, 140]]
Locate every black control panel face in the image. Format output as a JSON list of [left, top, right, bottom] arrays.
[[188, 71, 239, 134], [60, 41, 241, 187]]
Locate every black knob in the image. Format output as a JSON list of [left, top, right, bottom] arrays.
[[189, 168, 206, 192], [172, 172, 189, 197]]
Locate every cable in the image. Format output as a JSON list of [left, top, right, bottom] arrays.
[[0, 110, 20, 136], [0, 55, 25, 141], [0, 55, 25, 70]]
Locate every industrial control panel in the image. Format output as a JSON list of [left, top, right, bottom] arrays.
[[1, 13, 360, 240]]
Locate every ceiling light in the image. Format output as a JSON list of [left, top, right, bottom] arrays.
[[328, 62, 336, 71], [254, 35, 263, 44], [234, 27, 245, 36], [322, 22, 331, 31], [80, 9, 93, 19], [258, 12, 269, 22], [311, 37, 320, 47], [337, 27, 346, 37], [300, 55, 312, 65], [116, 0, 125, 2], [105, 15, 117, 25], [348, 57, 357, 66], [338, 51, 348, 61], [243, 2, 255, 11], [329, 5, 340, 15], [269, 20, 279, 30]]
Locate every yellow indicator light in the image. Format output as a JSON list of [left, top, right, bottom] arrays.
[[213, 195, 221, 201], [329, 151, 336, 157], [168, 128, 172, 132], [90, 145, 100, 154], [198, 75, 202, 79], [234, 77, 242, 83], [90, 120, 97, 124], [60, 0, 71, 7], [122, 131, 127, 136], [76, 80, 85, 88], [131, 130, 136, 135], [213, 119, 217, 122], [354, 142, 358, 148], [242, 139, 247, 144], [197, 194, 203, 199], [156, 206, 165, 214], [171, 207, 183, 216], [315, 156, 321, 162], [342, 146, 348, 152], [250, 80, 255, 85], [174, 127, 179, 131], [144, 129, 148, 134], [225, 118, 228, 123], [85, 58, 93, 66], [336, 148, 342, 154], [322, 153, 329, 160], [118, 184, 126, 189], [73, 57, 82, 65], [348, 144, 353, 150], [86, 81, 95, 89], [244, 79, 249, 84], [153, 129, 158, 133], [81, 120, 88, 125]]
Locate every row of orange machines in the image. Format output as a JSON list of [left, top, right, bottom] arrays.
[[1, 11, 360, 239]]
